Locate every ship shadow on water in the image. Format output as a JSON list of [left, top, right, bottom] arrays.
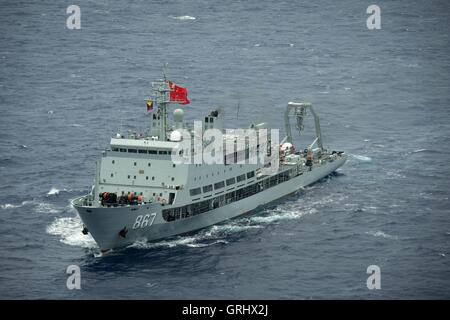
[[78, 171, 345, 274]]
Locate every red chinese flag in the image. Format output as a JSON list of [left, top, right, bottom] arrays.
[[168, 81, 190, 105]]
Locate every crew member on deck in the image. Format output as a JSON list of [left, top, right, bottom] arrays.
[[306, 149, 313, 171]]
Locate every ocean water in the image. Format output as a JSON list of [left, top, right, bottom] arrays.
[[1, 0, 450, 299]]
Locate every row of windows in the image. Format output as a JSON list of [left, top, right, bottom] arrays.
[[121, 175, 175, 182], [189, 171, 255, 197], [111, 160, 176, 168], [193, 167, 235, 182], [112, 148, 181, 155], [163, 170, 296, 222], [109, 173, 176, 182]]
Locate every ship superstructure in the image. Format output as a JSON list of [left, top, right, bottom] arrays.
[[72, 78, 347, 252]]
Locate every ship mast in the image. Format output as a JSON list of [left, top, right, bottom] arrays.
[[151, 77, 170, 141]]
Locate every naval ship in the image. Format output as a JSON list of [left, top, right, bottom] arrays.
[[72, 78, 347, 252]]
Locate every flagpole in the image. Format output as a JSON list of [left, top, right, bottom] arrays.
[[161, 63, 171, 140]]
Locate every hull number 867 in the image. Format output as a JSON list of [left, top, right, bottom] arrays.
[[132, 213, 157, 229]]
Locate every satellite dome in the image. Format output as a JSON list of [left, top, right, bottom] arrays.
[[169, 130, 182, 142], [173, 109, 184, 122]]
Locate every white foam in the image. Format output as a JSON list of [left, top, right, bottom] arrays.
[[34, 202, 60, 214], [129, 236, 199, 249], [46, 216, 97, 248], [171, 15, 196, 20], [47, 187, 60, 195], [1, 200, 35, 210], [207, 223, 263, 235], [186, 240, 228, 248], [250, 207, 317, 224], [351, 154, 372, 162], [385, 170, 406, 179], [1, 203, 20, 209], [366, 230, 398, 240], [413, 148, 427, 153]]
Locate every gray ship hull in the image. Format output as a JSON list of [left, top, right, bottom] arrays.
[[73, 155, 347, 252]]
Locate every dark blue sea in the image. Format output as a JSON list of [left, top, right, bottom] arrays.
[[1, 0, 449, 299]]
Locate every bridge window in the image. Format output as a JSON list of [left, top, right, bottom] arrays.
[[149, 150, 157, 154], [203, 185, 213, 193], [237, 174, 246, 182], [128, 149, 137, 153], [138, 149, 147, 154], [190, 188, 201, 196], [214, 181, 225, 189], [120, 148, 126, 152], [247, 171, 255, 179], [226, 177, 235, 186]]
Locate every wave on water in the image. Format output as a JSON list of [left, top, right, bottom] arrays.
[[410, 148, 442, 155], [351, 154, 372, 162], [249, 207, 318, 224], [46, 216, 97, 249], [171, 15, 196, 20], [46, 187, 74, 196], [365, 230, 398, 240], [47, 187, 60, 196], [0, 199, 61, 215], [0, 200, 36, 210], [34, 202, 61, 214]]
